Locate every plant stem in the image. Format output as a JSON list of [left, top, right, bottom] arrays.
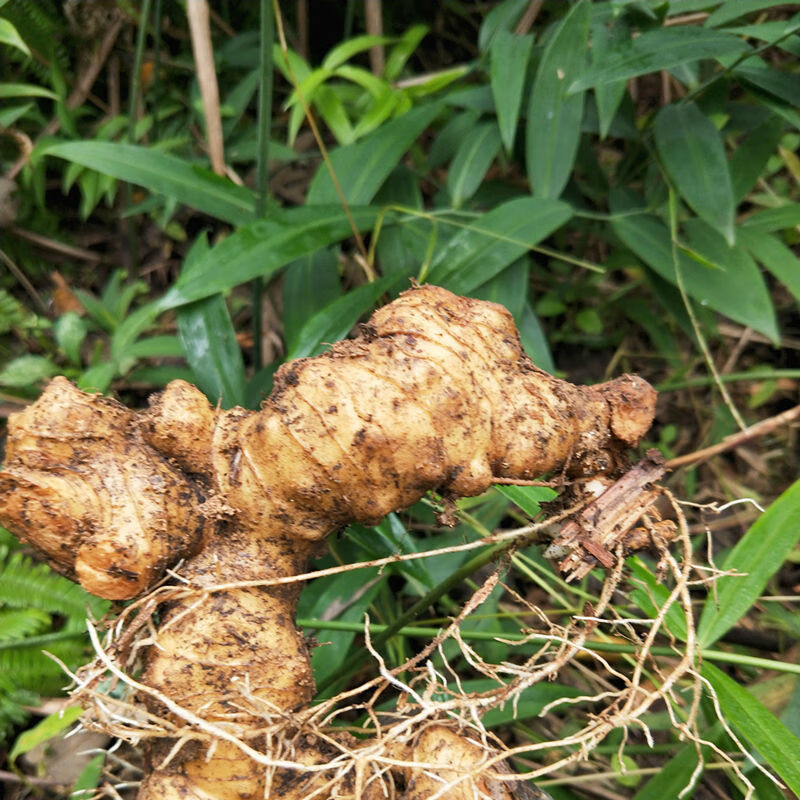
[[299, 619, 800, 676]]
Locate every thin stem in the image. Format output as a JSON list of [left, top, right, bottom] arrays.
[[299, 619, 800, 676]]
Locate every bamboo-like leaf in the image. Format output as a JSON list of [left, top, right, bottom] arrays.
[[447, 121, 502, 207], [286, 273, 403, 361], [0, 18, 30, 56], [154, 205, 379, 311], [592, 15, 630, 139], [698, 479, 800, 648], [705, 0, 789, 27], [282, 250, 342, 354], [307, 104, 439, 205], [174, 235, 246, 408], [739, 228, 800, 304], [569, 28, 749, 92], [8, 706, 83, 764], [490, 30, 532, 153], [526, 0, 590, 199], [178, 297, 246, 408], [703, 662, 800, 795], [730, 113, 785, 202], [654, 102, 735, 245], [632, 741, 706, 800], [44, 142, 255, 225], [610, 206, 777, 342], [741, 203, 800, 232], [427, 197, 572, 295]]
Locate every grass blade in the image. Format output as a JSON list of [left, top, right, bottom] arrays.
[[739, 227, 800, 304], [44, 142, 255, 225], [654, 102, 735, 245], [526, 0, 590, 199], [698, 479, 800, 648], [704, 662, 800, 795]]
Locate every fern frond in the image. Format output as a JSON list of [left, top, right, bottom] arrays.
[[0, 608, 51, 641], [0, 638, 87, 695], [0, 290, 41, 335], [0, 552, 109, 626], [0, 673, 37, 745]]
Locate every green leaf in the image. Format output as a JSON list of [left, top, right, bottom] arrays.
[[609, 205, 777, 342], [526, 0, 590, 199], [479, 0, 528, 51], [628, 557, 688, 642], [307, 104, 439, 205], [9, 705, 83, 764], [447, 121, 502, 207], [490, 30, 532, 153], [53, 312, 88, 365], [739, 227, 800, 304], [730, 113, 785, 202], [654, 102, 735, 245], [0, 18, 30, 56], [705, 0, 789, 27], [735, 58, 800, 108], [698, 479, 800, 648], [682, 218, 777, 342], [592, 16, 630, 140], [427, 197, 573, 295], [44, 142, 255, 225], [570, 28, 749, 92], [519, 301, 555, 373], [741, 203, 800, 232], [704, 662, 800, 795], [428, 109, 480, 170], [154, 205, 379, 311], [287, 273, 403, 361], [0, 83, 58, 100], [322, 34, 393, 71], [632, 741, 707, 800], [71, 752, 105, 798], [178, 296, 246, 408], [495, 485, 557, 519], [282, 250, 342, 354], [175, 235, 246, 408], [0, 355, 58, 387], [384, 24, 428, 81]]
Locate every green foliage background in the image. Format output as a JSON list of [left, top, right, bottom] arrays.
[[1, 1, 799, 796]]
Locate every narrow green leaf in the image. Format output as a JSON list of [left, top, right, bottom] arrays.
[[9, 705, 83, 763], [628, 557, 688, 642], [427, 197, 572, 295], [282, 250, 342, 354], [683, 218, 777, 342], [472, 257, 529, 320], [704, 662, 800, 794], [447, 121, 502, 207], [526, 0, 590, 199], [286, 273, 404, 361], [307, 104, 439, 205], [322, 34, 393, 71], [570, 28, 749, 92], [592, 15, 630, 140], [70, 752, 105, 797], [177, 296, 246, 408], [610, 206, 777, 342], [45, 142, 255, 225], [384, 24, 428, 81], [490, 30, 532, 153], [519, 301, 555, 373], [428, 109, 480, 170], [0, 83, 58, 100], [706, 0, 788, 27], [741, 203, 800, 232], [654, 102, 735, 245], [0, 18, 30, 56], [0, 355, 58, 387], [173, 235, 245, 408], [730, 113, 785, 202], [739, 227, 800, 304], [735, 58, 800, 108], [154, 205, 379, 311], [124, 335, 183, 359], [698, 479, 800, 648], [495, 485, 556, 519], [632, 741, 708, 800]]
